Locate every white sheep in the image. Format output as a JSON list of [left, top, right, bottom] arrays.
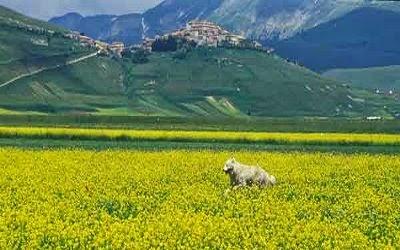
[[223, 158, 276, 188]]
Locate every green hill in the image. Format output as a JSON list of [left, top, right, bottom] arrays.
[[323, 66, 400, 92], [0, 5, 398, 118], [123, 47, 397, 118], [0, 6, 127, 114]]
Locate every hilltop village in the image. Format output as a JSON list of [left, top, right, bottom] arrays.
[[65, 20, 269, 57], [142, 20, 263, 52]]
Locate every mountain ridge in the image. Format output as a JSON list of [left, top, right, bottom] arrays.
[[274, 7, 400, 71], [49, 0, 391, 45]]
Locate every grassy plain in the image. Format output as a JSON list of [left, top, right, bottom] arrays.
[[1, 115, 400, 133], [323, 65, 400, 91], [0, 138, 398, 155], [0, 149, 399, 248]]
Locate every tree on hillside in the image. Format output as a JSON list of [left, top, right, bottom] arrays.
[[132, 49, 149, 64], [122, 49, 149, 64], [152, 36, 197, 53], [173, 40, 197, 60], [152, 36, 178, 52]]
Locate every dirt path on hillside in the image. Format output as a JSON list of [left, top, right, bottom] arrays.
[[0, 52, 98, 89]]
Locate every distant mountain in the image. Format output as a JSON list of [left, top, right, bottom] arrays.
[[49, 0, 400, 71], [274, 7, 400, 71], [50, 0, 363, 44], [49, 0, 223, 45], [0, 0, 161, 20], [49, 12, 83, 31], [50, 13, 144, 45], [211, 0, 362, 41], [142, 0, 223, 38]]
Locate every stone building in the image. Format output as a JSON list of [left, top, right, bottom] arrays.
[[142, 20, 262, 51], [108, 42, 125, 57], [170, 20, 245, 47]]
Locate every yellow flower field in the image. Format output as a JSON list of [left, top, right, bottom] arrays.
[[1, 126, 400, 145], [0, 148, 399, 248]]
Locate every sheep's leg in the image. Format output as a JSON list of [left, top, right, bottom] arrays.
[[259, 182, 267, 189], [229, 174, 237, 187], [259, 177, 267, 188], [233, 179, 247, 190]]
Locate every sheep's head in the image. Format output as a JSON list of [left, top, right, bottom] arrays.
[[223, 158, 236, 174]]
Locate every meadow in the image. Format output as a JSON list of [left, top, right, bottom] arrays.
[[323, 65, 400, 91], [1, 115, 400, 133], [0, 148, 399, 248]]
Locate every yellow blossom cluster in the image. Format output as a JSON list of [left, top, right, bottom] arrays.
[[0, 126, 399, 145], [0, 149, 399, 248]]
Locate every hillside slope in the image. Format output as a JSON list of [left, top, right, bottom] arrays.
[[123, 47, 395, 117], [0, 6, 127, 114], [1, 5, 398, 117], [0, 6, 94, 84], [323, 66, 400, 91]]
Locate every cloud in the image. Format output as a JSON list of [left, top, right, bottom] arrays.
[[0, 0, 162, 20]]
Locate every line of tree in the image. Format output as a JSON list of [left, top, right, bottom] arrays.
[[151, 36, 197, 53], [121, 49, 149, 64]]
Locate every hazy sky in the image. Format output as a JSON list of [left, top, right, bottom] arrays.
[[0, 0, 162, 20]]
